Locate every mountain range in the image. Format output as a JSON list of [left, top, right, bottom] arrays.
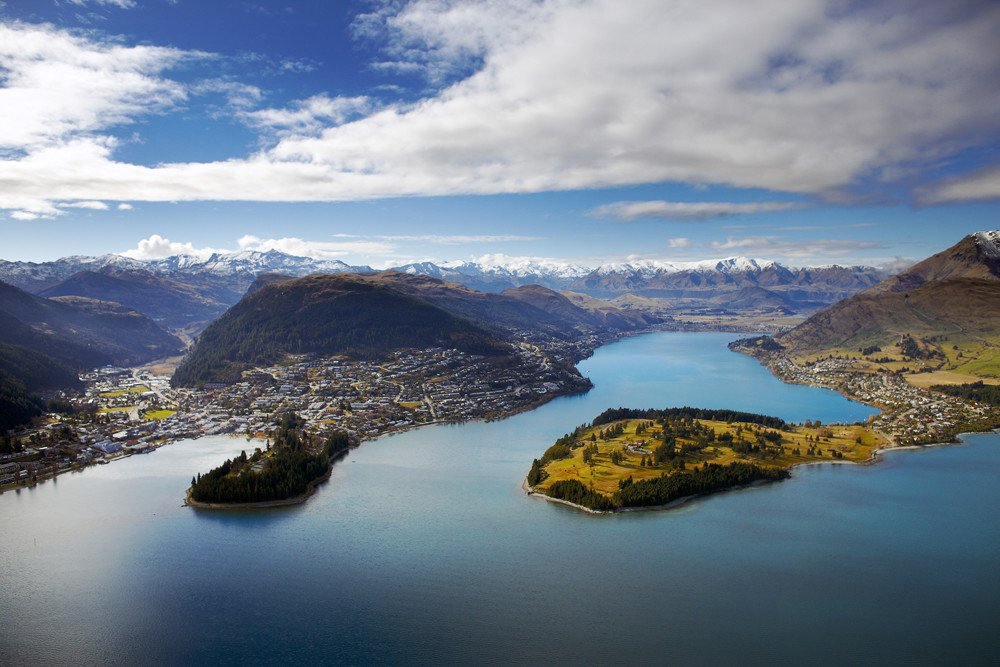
[[0, 251, 889, 335]]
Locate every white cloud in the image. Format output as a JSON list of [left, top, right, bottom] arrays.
[[194, 79, 263, 109], [121, 234, 222, 260], [2, 2, 1000, 216], [238, 235, 397, 259], [376, 233, 544, 244], [589, 200, 806, 221], [879, 256, 916, 274], [117, 202, 133, 210], [239, 94, 370, 136], [68, 0, 136, 8], [60, 200, 108, 210], [709, 235, 883, 260], [0, 21, 193, 152], [453, 252, 588, 273], [667, 238, 691, 248], [918, 165, 1000, 205], [279, 0, 1000, 199]]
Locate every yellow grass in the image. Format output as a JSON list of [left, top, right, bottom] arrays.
[[905, 370, 1000, 389], [143, 410, 176, 420], [136, 356, 185, 375], [99, 385, 150, 398], [534, 418, 888, 497]]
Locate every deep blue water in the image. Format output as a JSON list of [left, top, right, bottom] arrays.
[[1, 332, 997, 665]]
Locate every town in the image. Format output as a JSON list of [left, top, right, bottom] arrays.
[[757, 354, 996, 446], [0, 336, 601, 489], [5, 329, 998, 491]]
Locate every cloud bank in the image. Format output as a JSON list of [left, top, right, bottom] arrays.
[[3, 0, 1000, 218], [589, 201, 805, 221]]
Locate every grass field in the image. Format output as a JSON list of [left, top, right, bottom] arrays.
[[788, 332, 1000, 385], [136, 356, 185, 375], [533, 418, 887, 497], [98, 406, 135, 414], [143, 410, 176, 420], [99, 385, 151, 398]]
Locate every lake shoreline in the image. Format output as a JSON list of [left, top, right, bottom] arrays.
[[524, 475, 784, 514]]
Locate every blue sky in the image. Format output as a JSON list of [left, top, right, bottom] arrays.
[[1, 0, 999, 269]]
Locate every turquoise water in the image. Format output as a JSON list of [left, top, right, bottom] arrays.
[[1, 332, 997, 665]]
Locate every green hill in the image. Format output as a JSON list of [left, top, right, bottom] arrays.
[[171, 274, 511, 387]]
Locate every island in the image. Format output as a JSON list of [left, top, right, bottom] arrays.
[[186, 414, 351, 508], [526, 407, 890, 512]]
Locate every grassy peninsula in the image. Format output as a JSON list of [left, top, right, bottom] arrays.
[[527, 407, 888, 512]]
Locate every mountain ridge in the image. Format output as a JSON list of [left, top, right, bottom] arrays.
[[0, 250, 890, 330], [171, 271, 657, 387], [775, 231, 1000, 360]]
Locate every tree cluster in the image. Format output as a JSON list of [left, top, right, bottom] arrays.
[[614, 462, 789, 508], [931, 381, 1000, 406], [728, 336, 785, 352], [591, 407, 785, 430], [189, 414, 351, 504], [545, 479, 615, 511], [526, 458, 547, 486]]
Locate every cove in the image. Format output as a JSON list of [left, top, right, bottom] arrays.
[[1, 332, 997, 666]]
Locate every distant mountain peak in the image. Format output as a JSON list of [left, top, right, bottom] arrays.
[[974, 230, 1000, 259], [593, 255, 776, 276], [776, 231, 1000, 357]]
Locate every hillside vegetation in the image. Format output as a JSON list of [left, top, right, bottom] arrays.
[[172, 274, 511, 387], [0, 280, 184, 367], [774, 233, 1000, 379], [528, 410, 882, 511]]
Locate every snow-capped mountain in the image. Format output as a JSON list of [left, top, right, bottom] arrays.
[[147, 249, 366, 277], [0, 250, 369, 292], [0, 249, 890, 334], [592, 256, 776, 277], [392, 257, 590, 292]]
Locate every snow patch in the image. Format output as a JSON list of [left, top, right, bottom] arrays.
[[974, 231, 1000, 259], [594, 256, 775, 276]]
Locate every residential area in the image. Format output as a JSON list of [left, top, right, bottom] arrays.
[[0, 341, 595, 489], [763, 355, 995, 445]]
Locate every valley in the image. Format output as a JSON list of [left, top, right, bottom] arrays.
[[3, 232, 1000, 505]]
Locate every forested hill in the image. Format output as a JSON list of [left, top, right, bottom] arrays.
[[0, 341, 84, 430], [0, 279, 184, 366], [171, 274, 512, 387], [0, 280, 186, 428]]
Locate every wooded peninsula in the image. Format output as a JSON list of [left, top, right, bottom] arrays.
[[187, 413, 351, 507], [526, 407, 889, 512]]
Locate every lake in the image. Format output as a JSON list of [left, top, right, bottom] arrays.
[[1, 332, 997, 665]]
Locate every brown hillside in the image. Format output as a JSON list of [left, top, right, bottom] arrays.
[[777, 278, 1000, 354]]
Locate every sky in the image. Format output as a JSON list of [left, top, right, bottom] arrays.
[[1, 0, 999, 270]]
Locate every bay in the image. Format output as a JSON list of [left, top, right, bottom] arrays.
[[1, 332, 997, 665]]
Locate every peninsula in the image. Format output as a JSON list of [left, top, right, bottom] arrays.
[[526, 407, 887, 512], [186, 414, 350, 508]]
